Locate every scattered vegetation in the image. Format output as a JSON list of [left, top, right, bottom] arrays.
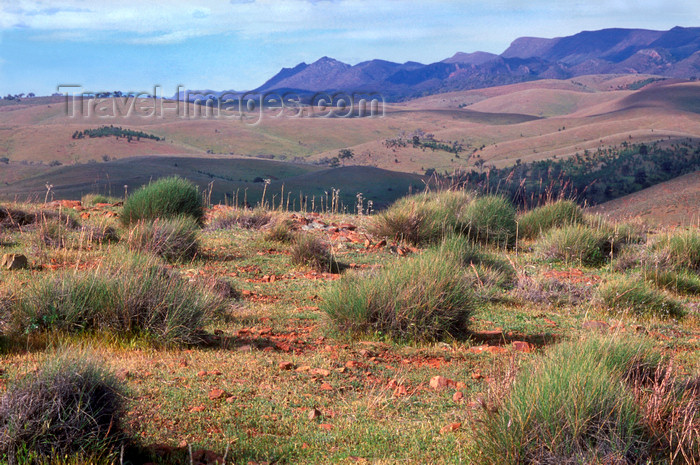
[[653, 228, 700, 271], [81, 193, 120, 206], [72, 125, 162, 142], [120, 176, 204, 226], [208, 208, 271, 231]]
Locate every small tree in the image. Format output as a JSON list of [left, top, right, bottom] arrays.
[[338, 148, 354, 165]]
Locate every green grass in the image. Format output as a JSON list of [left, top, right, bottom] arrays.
[[321, 249, 475, 342], [535, 224, 612, 266], [369, 190, 472, 245], [458, 195, 517, 247], [654, 228, 700, 271], [647, 269, 700, 296], [120, 176, 204, 226], [289, 234, 339, 273], [12, 253, 224, 345], [125, 216, 200, 262], [470, 337, 660, 464], [517, 200, 584, 240], [597, 276, 685, 319], [80, 194, 121, 206]]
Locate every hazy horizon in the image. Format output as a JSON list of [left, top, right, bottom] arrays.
[[1, 0, 699, 96]]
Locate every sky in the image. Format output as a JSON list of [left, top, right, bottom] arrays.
[[1, 0, 699, 96]]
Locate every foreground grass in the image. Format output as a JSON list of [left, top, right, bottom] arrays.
[[0, 199, 698, 464]]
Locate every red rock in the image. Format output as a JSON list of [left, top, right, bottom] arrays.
[[339, 223, 356, 230], [208, 389, 225, 400], [308, 408, 322, 420], [429, 375, 452, 390], [319, 383, 333, 391], [189, 405, 206, 413], [471, 372, 484, 380], [309, 368, 331, 377], [439, 422, 461, 434], [453, 391, 464, 402], [279, 361, 294, 370], [196, 370, 208, 377], [512, 341, 533, 353], [319, 423, 333, 431]]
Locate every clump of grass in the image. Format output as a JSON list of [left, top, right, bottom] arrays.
[[535, 224, 611, 266], [370, 190, 472, 245], [471, 337, 660, 464], [458, 195, 517, 247], [13, 254, 224, 345], [208, 208, 271, 231], [321, 249, 474, 341], [0, 349, 125, 464], [264, 218, 295, 243], [647, 269, 700, 296], [653, 228, 700, 271], [81, 194, 120, 206], [289, 234, 339, 272], [513, 275, 594, 308], [597, 276, 685, 319], [438, 235, 516, 295], [517, 200, 585, 240], [120, 176, 203, 226], [125, 216, 199, 262]]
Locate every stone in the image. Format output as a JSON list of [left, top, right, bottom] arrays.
[[1, 253, 28, 270]]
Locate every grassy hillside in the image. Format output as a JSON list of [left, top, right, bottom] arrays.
[[0, 156, 424, 211]]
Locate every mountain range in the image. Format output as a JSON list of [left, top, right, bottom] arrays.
[[179, 26, 700, 102]]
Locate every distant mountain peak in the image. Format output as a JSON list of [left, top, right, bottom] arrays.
[[249, 26, 698, 101]]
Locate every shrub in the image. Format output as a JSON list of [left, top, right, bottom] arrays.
[[597, 276, 685, 319], [289, 234, 338, 272], [120, 176, 203, 226], [126, 216, 199, 262], [458, 195, 517, 247], [0, 350, 124, 463], [13, 254, 224, 344], [517, 200, 584, 240], [471, 337, 660, 464], [321, 250, 474, 341], [370, 190, 472, 245], [654, 229, 700, 271], [535, 224, 611, 266]]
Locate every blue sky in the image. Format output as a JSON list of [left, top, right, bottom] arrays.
[[1, 0, 698, 96]]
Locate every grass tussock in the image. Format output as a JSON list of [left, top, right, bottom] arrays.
[[647, 269, 700, 296], [289, 234, 339, 272], [471, 337, 661, 465], [458, 195, 517, 247], [438, 235, 516, 295], [369, 190, 472, 245], [517, 200, 585, 240], [120, 176, 204, 226], [597, 276, 685, 319], [125, 216, 199, 262], [535, 224, 612, 266], [321, 249, 474, 341], [13, 254, 224, 345], [653, 228, 700, 271], [0, 349, 125, 464], [264, 218, 295, 243]]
